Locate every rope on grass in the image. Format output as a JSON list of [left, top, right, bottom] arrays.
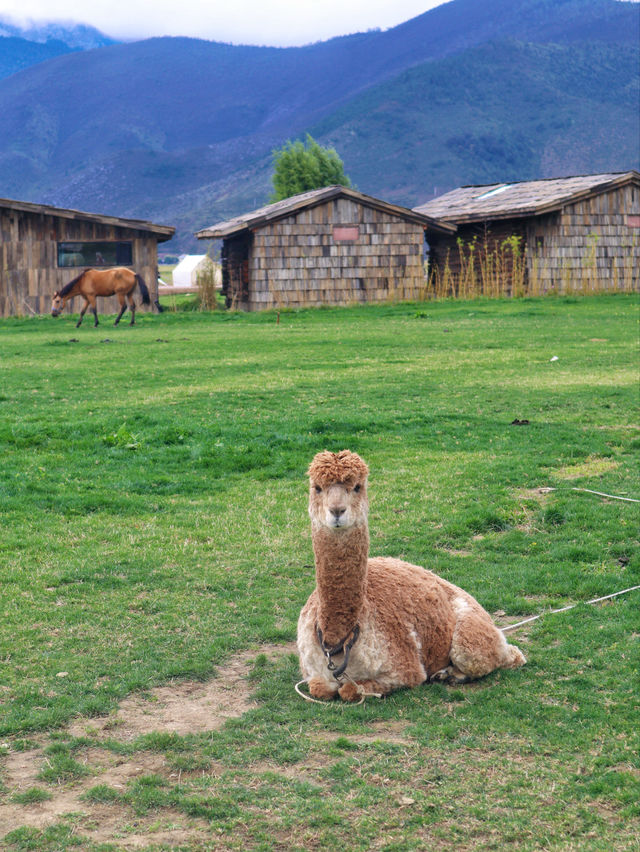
[[572, 487, 639, 503], [501, 585, 640, 633]]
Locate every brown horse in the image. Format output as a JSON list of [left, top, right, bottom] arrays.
[[51, 267, 150, 328]]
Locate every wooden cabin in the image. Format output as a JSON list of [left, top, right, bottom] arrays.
[[0, 198, 175, 317], [414, 171, 640, 295], [195, 186, 455, 310]]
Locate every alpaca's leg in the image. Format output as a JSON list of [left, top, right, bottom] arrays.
[[433, 606, 526, 684], [338, 679, 392, 702], [307, 677, 339, 700]]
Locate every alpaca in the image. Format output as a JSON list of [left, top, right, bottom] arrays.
[[297, 450, 526, 702]]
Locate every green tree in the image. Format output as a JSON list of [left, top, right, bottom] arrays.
[[271, 134, 351, 201]]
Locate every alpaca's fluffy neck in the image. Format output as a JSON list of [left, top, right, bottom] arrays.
[[312, 522, 369, 646]]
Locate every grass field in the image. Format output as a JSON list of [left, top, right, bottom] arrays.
[[1, 294, 638, 850], [158, 264, 176, 285]]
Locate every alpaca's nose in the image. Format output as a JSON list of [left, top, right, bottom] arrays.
[[331, 506, 346, 519]]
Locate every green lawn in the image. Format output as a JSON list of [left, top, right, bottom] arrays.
[[1, 294, 638, 850], [158, 263, 177, 285]]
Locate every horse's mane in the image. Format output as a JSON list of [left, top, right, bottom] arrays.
[[58, 269, 89, 296]]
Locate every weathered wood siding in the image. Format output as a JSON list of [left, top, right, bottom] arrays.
[[224, 198, 427, 311], [525, 184, 639, 291], [0, 207, 161, 317]]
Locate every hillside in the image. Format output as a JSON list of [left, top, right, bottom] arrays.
[[0, 0, 637, 250], [312, 40, 640, 206], [0, 36, 76, 79]]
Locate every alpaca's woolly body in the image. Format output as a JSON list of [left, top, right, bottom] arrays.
[[297, 450, 526, 701]]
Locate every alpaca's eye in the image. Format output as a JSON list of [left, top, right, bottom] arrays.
[[354, 484, 361, 493], [315, 485, 322, 493]]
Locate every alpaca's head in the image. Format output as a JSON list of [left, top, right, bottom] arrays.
[[307, 450, 369, 531]]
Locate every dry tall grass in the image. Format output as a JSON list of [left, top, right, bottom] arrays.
[[196, 258, 222, 311], [425, 234, 638, 301]]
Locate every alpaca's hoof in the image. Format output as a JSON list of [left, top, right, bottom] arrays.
[[307, 677, 338, 701], [431, 666, 470, 685], [338, 681, 362, 702]]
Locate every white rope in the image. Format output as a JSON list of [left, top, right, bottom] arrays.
[[572, 487, 639, 503], [501, 585, 640, 633]]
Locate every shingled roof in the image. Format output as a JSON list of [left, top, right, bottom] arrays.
[[0, 197, 175, 240], [196, 185, 455, 239], [414, 171, 640, 224]]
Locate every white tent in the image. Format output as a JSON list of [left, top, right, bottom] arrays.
[[172, 255, 209, 288]]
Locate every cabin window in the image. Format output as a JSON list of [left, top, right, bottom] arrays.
[[332, 225, 359, 242], [57, 241, 133, 268]]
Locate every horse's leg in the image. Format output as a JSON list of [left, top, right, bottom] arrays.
[[88, 294, 99, 327], [114, 293, 127, 326], [76, 298, 89, 328], [128, 294, 136, 325]]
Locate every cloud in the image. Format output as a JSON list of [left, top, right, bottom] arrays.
[[0, 0, 443, 46]]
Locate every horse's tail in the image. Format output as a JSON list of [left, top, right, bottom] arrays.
[[135, 273, 151, 305]]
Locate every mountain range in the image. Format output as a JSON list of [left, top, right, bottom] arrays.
[[0, 0, 637, 251]]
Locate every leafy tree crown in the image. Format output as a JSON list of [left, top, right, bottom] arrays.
[[271, 134, 351, 201]]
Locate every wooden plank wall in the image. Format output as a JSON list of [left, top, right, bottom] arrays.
[[0, 208, 161, 317], [525, 185, 639, 292], [246, 198, 426, 310]]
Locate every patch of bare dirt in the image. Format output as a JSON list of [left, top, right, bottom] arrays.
[[1, 643, 295, 847], [79, 804, 213, 850], [0, 750, 169, 836], [68, 643, 295, 742], [71, 660, 244, 742]]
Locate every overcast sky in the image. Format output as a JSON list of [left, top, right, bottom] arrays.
[[0, 0, 448, 46]]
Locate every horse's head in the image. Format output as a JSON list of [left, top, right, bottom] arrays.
[[51, 291, 64, 316]]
